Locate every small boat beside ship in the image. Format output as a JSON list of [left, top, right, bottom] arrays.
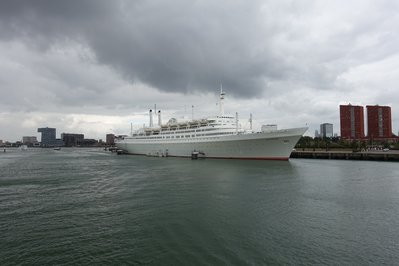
[[116, 89, 307, 160]]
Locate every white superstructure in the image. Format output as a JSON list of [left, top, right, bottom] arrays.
[[116, 89, 307, 160]]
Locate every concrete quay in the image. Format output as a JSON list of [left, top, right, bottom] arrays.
[[290, 149, 399, 162]]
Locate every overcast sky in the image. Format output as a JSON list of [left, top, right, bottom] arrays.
[[1, 0, 399, 142]]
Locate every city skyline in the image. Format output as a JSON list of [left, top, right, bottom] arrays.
[[1, 1, 399, 141], [2, 101, 397, 144]]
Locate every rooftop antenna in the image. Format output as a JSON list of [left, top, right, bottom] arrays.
[[192, 105, 194, 120], [219, 84, 225, 116]]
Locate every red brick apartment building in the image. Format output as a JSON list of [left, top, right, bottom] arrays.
[[366, 105, 392, 139], [340, 104, 365, 140]]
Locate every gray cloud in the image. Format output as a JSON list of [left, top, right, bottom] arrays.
[[1, 0, 273, 96], [1, 0, 399, 141], [4, 0, 390, 97]]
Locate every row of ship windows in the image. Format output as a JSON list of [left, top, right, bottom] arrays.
[[160, 128, 209, 134], [136, 136, 221, 142], [134, 132, 234, 139], [159, 126, 234, 134], [136, 126, 236, 137]]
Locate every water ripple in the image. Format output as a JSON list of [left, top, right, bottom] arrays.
[[1, 150, 399, 264]]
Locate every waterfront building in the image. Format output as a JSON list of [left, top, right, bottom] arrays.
[[320, 123, 333, 138], [55, 139, 65, 146], [22, 136, 38, 146], [314, 130, 320, 138], [340, 104, 365, 140], [106, 134, 115, 145], [366, 105, 392, 139], [78, 139, 98, 147], [38, 127, 57, 147], [0, 140, 3, 146], [61, 133, 84, 147]]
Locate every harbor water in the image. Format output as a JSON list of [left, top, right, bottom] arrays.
[[1, 148, 399, 265]]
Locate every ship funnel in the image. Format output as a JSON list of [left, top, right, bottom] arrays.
[[149, 109, 153, 128], [158, 110, 162, 126]]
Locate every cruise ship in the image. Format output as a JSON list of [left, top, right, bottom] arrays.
[[115, 90, 307, 160]]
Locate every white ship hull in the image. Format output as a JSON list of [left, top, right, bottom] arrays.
[[116, 127, 307, 160]]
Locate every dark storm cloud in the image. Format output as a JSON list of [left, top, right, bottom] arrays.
[[0, 0, 115, 49], [2, 0, 399, 99], [0, 0, 399, 109], [0, 0, 311, 97], [2, 0, 399, 142]]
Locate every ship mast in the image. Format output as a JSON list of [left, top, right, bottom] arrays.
[[219, 85, 225, 116]]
